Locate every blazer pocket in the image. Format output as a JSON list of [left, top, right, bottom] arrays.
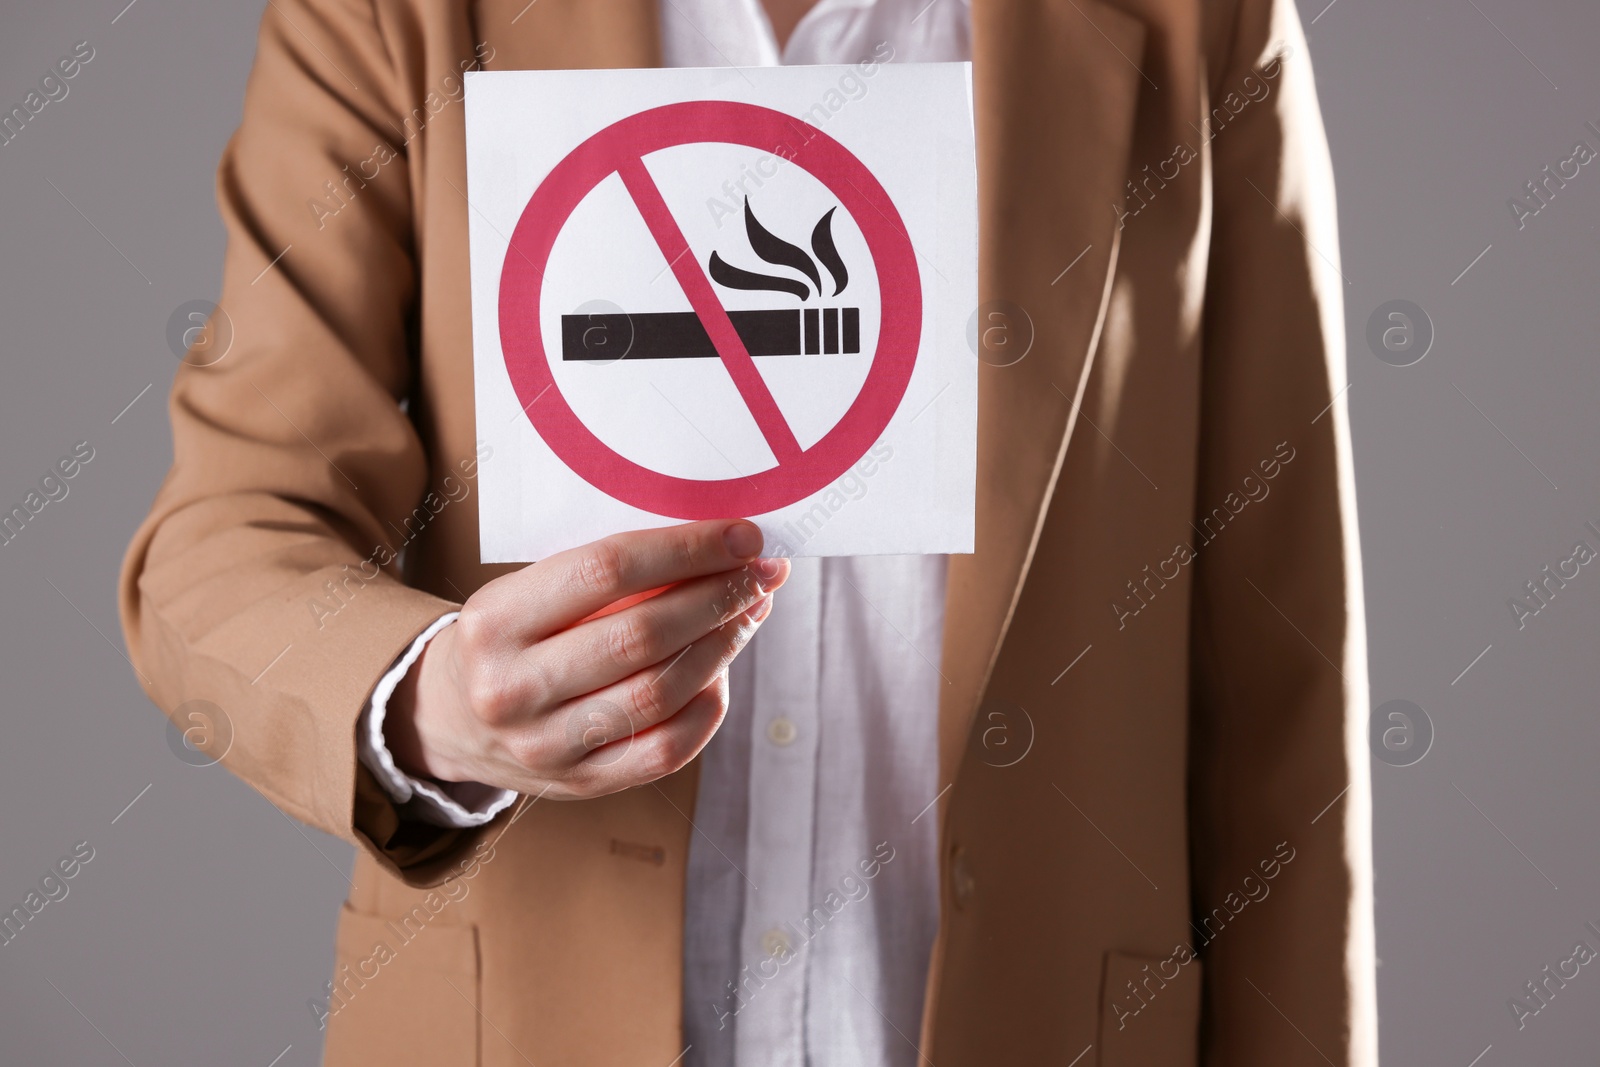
[[1096, 949, 1202, 1067], [322, 904, 481, 1067]]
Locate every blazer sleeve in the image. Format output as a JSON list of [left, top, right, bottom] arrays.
[[1189, 0, 1378, 1063], [118, 0, 498, 885]]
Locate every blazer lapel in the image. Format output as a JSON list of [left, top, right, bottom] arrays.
[[473, 0, 661, 69], [937, 0, 1148, 789]]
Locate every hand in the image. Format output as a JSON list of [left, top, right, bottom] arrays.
[[384, 519, 789, 801]]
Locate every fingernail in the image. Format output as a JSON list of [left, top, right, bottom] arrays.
[[748, 595, 773, 623], [753, 557, 784, 585], [723, 521, 762, 560]]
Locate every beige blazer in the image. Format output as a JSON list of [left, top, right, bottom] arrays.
[[120, 0, 1376, 1063]]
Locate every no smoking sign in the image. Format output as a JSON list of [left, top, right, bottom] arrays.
[[466, 65, 976, 560]]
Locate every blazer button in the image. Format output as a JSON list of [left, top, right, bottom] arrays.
[[949, 844, 975, 909]]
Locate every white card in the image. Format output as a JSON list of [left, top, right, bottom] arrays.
[[464, 62, 976, 560]]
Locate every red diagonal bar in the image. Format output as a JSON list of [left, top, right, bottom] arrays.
[[617, 156, 803, 466]]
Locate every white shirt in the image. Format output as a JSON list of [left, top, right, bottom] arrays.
[[360, 3, 970, 1063]]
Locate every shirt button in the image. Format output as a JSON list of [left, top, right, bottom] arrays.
[[760, 928, 793, 959], [766, 717, 797, 747], [950, 844, 975, 909]]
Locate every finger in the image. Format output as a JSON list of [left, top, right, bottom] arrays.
[[552, 595, 771, 762], [530, 559, 789, 702], [571, 672, 732, 797], [474, 519, 769, 642]]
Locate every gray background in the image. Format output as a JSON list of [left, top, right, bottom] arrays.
[[0, 0, 1595, 1063]]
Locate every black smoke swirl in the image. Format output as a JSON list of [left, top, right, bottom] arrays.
[[810, 208, 848, 296], [707, 253, 812, 300]]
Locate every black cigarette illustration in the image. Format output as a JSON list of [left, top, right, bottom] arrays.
[[563, 199, 858, 361]]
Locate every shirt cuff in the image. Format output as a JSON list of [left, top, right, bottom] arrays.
[[359, 611, 519, 828]]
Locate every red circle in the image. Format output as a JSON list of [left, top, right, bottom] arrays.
[[498, 100, 922, 519]]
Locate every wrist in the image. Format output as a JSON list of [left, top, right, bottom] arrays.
[[384, 621, 462, 784]]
